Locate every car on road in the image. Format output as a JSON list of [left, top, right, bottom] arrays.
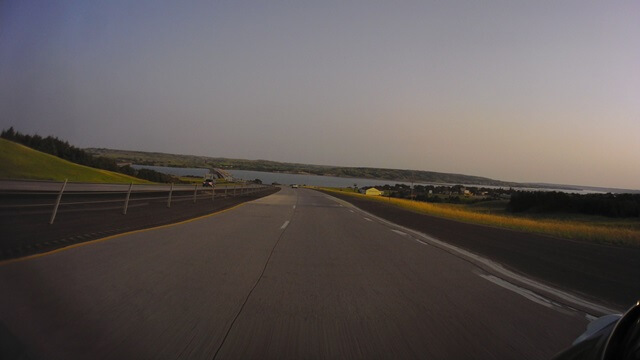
[[291, 184, 298, 188]]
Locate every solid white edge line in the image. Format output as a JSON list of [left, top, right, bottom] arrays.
[[408, 229, 620, 316], [363, 217, 373, 222], [479, 274, 574, 315], [324, 195, 621, 316], [281, 220, 290, 229]]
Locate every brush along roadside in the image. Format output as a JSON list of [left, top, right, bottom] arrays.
[[316, 187, 639, 247]]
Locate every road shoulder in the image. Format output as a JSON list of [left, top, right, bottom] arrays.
[[318, 190, 640, 310]]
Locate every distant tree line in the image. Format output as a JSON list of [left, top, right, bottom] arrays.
[[1, 127, 176, 183], [508, 191, 640, 218], [360, 183, 511, 204], [358, 184, 639, 217]]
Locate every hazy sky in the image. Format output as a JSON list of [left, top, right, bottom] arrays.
[[1, 1, 639, 189]]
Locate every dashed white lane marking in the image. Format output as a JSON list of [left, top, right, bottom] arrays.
[[391, 229, 407, 236], [363, 217, 373, 222], [293, 205, 296, 209], [324, 194, 621, 316], [479, 274, 575, 316], [349, 210, 354, 213], [281, 221, 290, 229]]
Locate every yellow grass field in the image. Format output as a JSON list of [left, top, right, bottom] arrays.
[[318, 187, 640, 247]]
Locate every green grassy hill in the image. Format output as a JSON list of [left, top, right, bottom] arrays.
[[0, 138, 151, 184]]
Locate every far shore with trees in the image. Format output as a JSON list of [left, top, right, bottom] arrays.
[[354, 184, 639, 218]]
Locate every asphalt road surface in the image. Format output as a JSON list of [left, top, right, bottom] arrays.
[[1, 187, 593, 359], [321, 191, 640, 310]]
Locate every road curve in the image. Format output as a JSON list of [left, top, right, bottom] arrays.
[[1, 187, 589, 359], [320, 190, 640, 310]]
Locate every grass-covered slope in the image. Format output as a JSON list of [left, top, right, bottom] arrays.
[[0, 138, 151, 184], [318, 187, 640, 247]]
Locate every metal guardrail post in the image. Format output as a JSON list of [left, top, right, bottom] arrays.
[[224, 185, 227, 197], [193, 184, 198, 203], [212, 185, 215, 201], [123, 183, 133, 215], [167, 183, 173, 208], [49, 179, 68, 224]]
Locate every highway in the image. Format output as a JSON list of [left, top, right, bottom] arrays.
[[1, 187, 594, 359], [0, 182, 275, 260]]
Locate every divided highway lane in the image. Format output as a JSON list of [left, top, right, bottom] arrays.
[[0, 186, 277, 260], [1, 187, 588, 359], [0, 188, 295, 359], [214, 189, 588, 359]]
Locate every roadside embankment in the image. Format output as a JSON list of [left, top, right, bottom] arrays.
[[0, 138, 151, 184], [317, 188, 640, 309], [320, 188, 640, 247]]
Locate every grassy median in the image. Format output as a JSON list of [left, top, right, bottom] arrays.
[[317, 187, 640, 247]]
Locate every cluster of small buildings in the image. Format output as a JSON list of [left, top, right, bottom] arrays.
[[361, 187, 384, 196], [357, 184, 511, 201]]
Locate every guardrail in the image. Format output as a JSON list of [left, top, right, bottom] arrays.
[[0, 179, 270, 224]]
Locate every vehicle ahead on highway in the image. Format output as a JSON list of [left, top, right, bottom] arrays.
[[553, 301, 640, 360], [202, 178, 215, 187]]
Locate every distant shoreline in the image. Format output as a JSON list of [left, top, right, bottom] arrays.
[[87, 148, 639, 194]]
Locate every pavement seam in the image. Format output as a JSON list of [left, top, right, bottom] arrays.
[[212, 190, 299, 359]]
